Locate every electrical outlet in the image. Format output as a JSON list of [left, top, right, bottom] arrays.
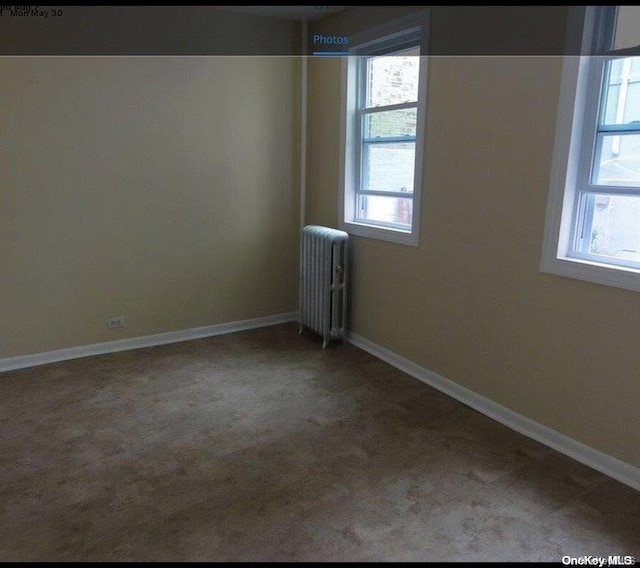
[[107, 316, 126, 329]]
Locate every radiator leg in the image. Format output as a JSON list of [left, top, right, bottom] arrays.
[[298, 324, 303, 335], [322, 337, 328, 350]]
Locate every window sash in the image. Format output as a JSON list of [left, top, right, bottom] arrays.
[[360, 101, 418, 114], [358, 104, 418, 145], [353, 212, 412, 231], [597, 124, 640, 134], [353, 194, 413, 230], [567, 242, 640, 270], [362, 136, 416, 144], [354, 48, 419, 229], [583, 55, 640, 192], [578, 185, 640, 196], [356, 190, 414, 198], [590, 131, 640, 189], [570, 52, 640, 263], [358, 136, 417, 195], [572, 189, 640, 261], [567, 248, 640, 270], [354, 220, 412, 231], [572, 7, 640, 271]]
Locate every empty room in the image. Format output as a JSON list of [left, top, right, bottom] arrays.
[[0, 4, 638, 563]]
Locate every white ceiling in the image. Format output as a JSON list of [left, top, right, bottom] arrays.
[[216, 6, 349, 22]]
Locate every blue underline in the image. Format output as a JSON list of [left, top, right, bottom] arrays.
[[313, 51, 349, 56]]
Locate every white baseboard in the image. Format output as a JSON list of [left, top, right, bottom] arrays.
[[348, 332, 640, 491], [0, 312, 298, 374]]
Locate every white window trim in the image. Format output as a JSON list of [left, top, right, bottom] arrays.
[[338, 9, 430, 247], [541, 6, 640, 292]]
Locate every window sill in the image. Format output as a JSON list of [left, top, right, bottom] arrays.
[[340, 220, 419, 247], [541, 255, 640, 292]]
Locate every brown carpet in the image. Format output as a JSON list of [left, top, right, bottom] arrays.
[[0, 322, 638, 562]]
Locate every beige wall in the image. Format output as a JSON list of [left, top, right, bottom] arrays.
[[306, 8, 640, 467], [0, 55, 299, 358]]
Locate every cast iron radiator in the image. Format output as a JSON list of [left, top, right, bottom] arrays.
[[299, 225, 349, 349]]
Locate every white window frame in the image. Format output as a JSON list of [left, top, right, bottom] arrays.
[[338, 9, 430, 247], [541, 6, 640, 292]]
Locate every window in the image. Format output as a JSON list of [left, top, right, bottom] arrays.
[[339, 11, 429, 246], [541, 6, 640, 291]]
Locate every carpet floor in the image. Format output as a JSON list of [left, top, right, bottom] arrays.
[[0, 322, 638, 562]]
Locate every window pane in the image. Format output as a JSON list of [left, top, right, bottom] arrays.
[[600, 57, 640, 126], [362, 142, 415, 192], [587, 194, 640, 263], [364, 108, 417, 139], [592, 133, 640, 186], [365, 47, 420, 108], [357, 194, 413, 227], [613, 6, 640, 50]]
